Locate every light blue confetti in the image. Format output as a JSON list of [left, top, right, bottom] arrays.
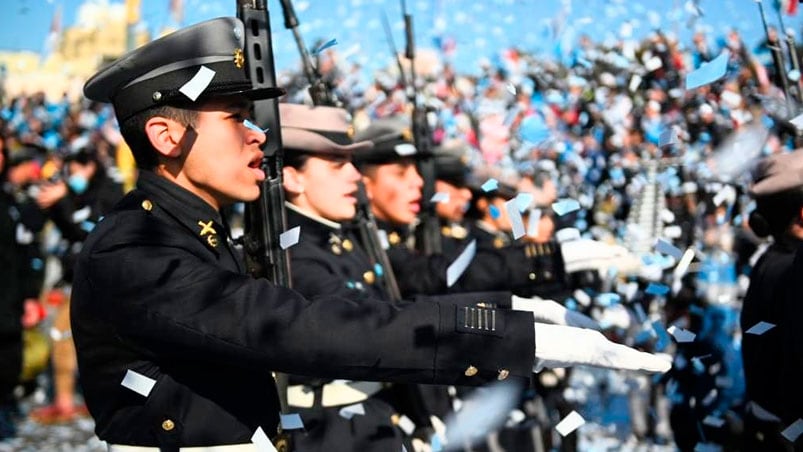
[[374, 263, 384, 277], [552, 198, 581, 216], [514, 192, 533, 212], [312, 38, 338, 55], [243, 119, 267, 134], [596, 293, 621, 307], [481, 178, 499, 192], [685, 49, 730, 90]]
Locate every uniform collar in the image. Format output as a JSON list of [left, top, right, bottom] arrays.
[[136, 170, 227, 251]]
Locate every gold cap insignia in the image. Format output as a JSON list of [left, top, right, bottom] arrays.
[[401, 127, 413, 142], [234, 48, 245, 69]]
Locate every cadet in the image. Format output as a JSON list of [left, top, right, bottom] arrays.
[[73, 18, 669, 450], [743, 150, 803, 451]]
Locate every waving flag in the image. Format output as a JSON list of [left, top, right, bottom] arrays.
[[776, 0, 799, 15]]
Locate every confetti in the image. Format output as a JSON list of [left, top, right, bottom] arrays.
[[312, 37, 338, 55], [394, 143, 417, 156], [489, 205, 501, 219], [514, 192, 533, 212], [659, 128, 678, 148], [431, 192, 450, 203], [280, 413, 305, 430], [376, 229, 390, 250], [555, 410, 586, 436], [702, 415, 725, 428], [179, 65, 216, 101], [673, 248, 696, 278], [552, 199, 580, 216], [444, 381, 519, 446], [573, 289, 591, 307], [791, 113, 803, 131], [629, 74, 643, 92], [120, 370, 156, 397], [745, 321, 775, 335], [668, 325, 696, 343], [555, 228, 581, 243], [279, 226, 301, 250], [397, 414, 416, 435], [596, 293, 621, 307], [243, 119, 267, 134], [527, 208, 542, 236], [655, 238, 683, 260], [652, 320, 671, 352], [505, 199, 526, 239], [686, 49, 730, 89], [646, 283, 670, 296], [644, 56, 663, 72], [251, 426, 278, 452], [790, 69, 801, 82], [339, 403, 366, 420], [481, 178, 499, 192], [781, 419, 803, 442], [447, 239, 476, 287]]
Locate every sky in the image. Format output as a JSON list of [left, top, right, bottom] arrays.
[[3, 0, 803, 76]]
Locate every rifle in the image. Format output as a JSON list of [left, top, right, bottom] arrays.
[[277, 0, 339, 107], [236, 1, 292, 450], [399, 0, 442, 256], [757, 0, 797, 115]]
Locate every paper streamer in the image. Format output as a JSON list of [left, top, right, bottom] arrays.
[[312, 38, 338, 55], [505, 199, 526, 239], [555, 410, 586, 436], [447, 240, 477, 287], [279, 226, 301, 250], [745, 321, 775, 335], [527, 208, 542, 237], [121, 370, 156, 397], [685, 50, 730, 90], [179, 66, 216, 101], [655, 238, 683, 260]]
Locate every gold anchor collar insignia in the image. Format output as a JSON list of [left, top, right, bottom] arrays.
[[198, 220, 219, 248]]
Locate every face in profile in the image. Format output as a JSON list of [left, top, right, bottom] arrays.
[[434, 179, 472, 223], [283, 154, 362, 222], [362, 159, 423, 225]]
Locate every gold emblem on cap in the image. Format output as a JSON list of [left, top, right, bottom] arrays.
[[233, 48, 245, 69], [141, 200, 153, 211], [401, 127, 413, 142], [363, 271, 375, 284], [464, 365, 478, 377], [347, 125, 355, 139]]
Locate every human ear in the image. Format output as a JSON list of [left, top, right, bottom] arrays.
[[144, 116, 185, 159], [282, 166, 306, 196]]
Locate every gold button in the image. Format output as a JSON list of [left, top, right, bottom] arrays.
[[529, 272, 537, 281], [441, 226, 452, 237], [331, 244, 342, 255], [497, 369, 510, 380], [388, 232, 401, 246], [342, 239, 353, 252], [363, 271, 375, 284], [141, 200, 153, 211], [493, 237, 505, 249], [464, 365, 478, 377], [161, 419, 175, 431]]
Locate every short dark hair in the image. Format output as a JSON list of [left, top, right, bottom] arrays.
[[118, 105, 198, 170], [750, 187, 803, 239]]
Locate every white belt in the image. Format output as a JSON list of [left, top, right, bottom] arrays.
[[109, 444, 258, 452], [287, 380, 384, 408]]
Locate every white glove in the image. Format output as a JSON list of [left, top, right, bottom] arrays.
[[512, 295, 600, 330], [533, 322, 672, 373], [561, 239, 641, 275]]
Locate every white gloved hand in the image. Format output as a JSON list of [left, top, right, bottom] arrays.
[[533, 322, 672, 373], [512, 295, 601, 330], [561, 239, 641, 275]]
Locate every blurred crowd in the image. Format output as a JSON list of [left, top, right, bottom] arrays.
[[1, 22, 802, 451]]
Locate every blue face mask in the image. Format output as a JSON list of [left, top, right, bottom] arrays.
[[67, 174, 89, 194]]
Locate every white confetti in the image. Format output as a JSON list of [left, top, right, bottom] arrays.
[[120, 370, 156, 397], [783, 419, 803, 442], [664, 225, 682, 239], [397, 414, 416, 435], [394, 143, 417, 156], [673, 248, 696, 278], [444, 381, 519, 446], [377, 229, 390, 250], [251, 426, 278, 452], [629, 74, 642, 92], [338, 403, 366, 420], [555, 410, 585, 436], [745, 321, 775, 335], [573, 289, 591, 307], [555, 228, 581, 243], [179, 66, 216, 101], [279, 226, 301, 250], [280, 413, 304, 430], [505, 199, 526, 239], [791, 113, 803, 131], [447, 239, 476, 287], [667, 325, 696, 343], [431, 192, 450, 203], [552, 199, 580, 216], [527, 208, 542, 237], [644, 56, 663, 72]]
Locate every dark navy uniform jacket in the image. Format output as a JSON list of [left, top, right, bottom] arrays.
[[379, 219, 567, 299], [71, 170, 535, 448]]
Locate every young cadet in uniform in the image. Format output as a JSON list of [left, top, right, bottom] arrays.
[[72, 18, 670, 451], [279, 103, 602, 450], [742, 150, 803, 451]]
